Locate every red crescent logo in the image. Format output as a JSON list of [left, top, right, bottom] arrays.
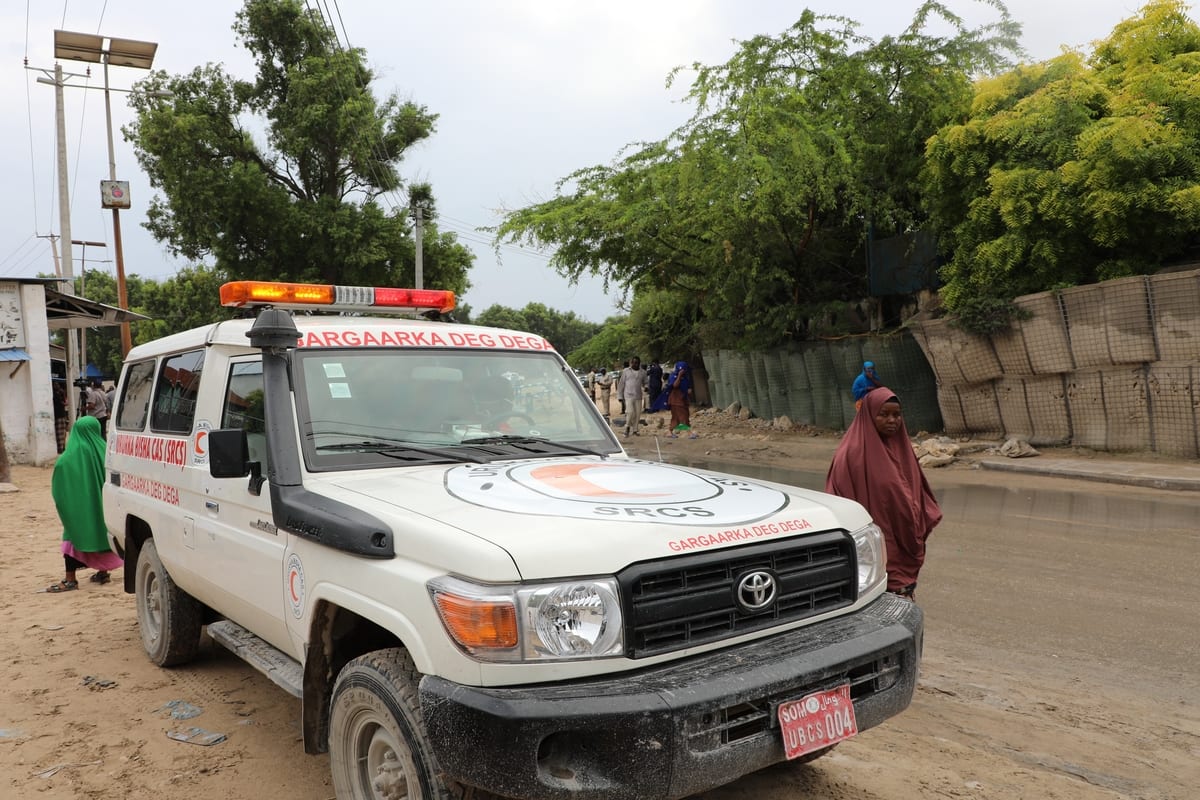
[[194, 430, 208, 456], [528, 463, 669, 498], [289, 570, 301, 603]]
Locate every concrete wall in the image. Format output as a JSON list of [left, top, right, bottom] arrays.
[[0, 282, 57, 466], [911, 269, 1200, 455]]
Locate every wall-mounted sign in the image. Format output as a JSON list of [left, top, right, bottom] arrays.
[[101, 180, 130, 209], [0, 281, 26, 347]]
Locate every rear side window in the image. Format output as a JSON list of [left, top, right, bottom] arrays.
[[151, 349, 205, 434], [116, 360, 156, 431]]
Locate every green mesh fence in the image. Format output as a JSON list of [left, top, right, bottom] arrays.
[[783, 351, 814, 424], [703, 335, 942, 433], [763, 351, 789, 422], [705, 350, 724, 408], [803, 346, 844, 429], [750, 352, 777, 420]]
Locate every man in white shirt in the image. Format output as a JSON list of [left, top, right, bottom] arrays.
[[85, 379, 110, 439], [617, 357, 647, 437]]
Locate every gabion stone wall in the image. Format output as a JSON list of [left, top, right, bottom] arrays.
[[703, 335, 942, 434], [910, 268, 1200, 456]]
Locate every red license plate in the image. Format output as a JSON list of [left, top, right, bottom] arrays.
[[778, 684, 858, 759]]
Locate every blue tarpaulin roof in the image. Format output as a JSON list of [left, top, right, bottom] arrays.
[[0, 348, 32, 362]]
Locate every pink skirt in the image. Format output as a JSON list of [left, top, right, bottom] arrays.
[[61, 541, 124, 571]]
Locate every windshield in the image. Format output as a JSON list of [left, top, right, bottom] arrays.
[[293, 348, 619, 470]]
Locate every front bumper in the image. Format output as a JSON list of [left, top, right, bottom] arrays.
[[420, 593, 922, 800]]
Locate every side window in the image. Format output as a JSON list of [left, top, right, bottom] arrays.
[[116, 360, 155, 431], [151, 349, 205, 434], [221, 360, 269, 473]]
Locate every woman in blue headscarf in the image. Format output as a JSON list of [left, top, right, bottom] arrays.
[[652, 361, 697, 438]]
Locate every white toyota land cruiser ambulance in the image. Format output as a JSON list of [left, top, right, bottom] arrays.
[[103, 280, 922, 800]]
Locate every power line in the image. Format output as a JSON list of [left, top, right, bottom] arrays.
[[25, 65, 42, 235], [0, 234, 41, 274]]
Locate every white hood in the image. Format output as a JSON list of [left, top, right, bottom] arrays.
[[314, 456, 871, 579]]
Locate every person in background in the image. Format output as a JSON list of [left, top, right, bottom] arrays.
[[852, 361, 882, 411], [44, 415, 122, 592], [652, 361, 697, 438], [595, 367, 613, 418], [825, 388, 942, 600], [617, 356, 647, 438], [104, 382, 117, 416], [586, 367, 597, 403], [52, 382, 69, 453], [646, 360, 663, 411], [85, 378, 109, 439], [618, 360, 629, 416]]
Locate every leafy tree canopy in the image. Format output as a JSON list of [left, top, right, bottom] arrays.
[[473, 303, 602, 355], [69, 265, 228, 379], [565, 319, 635, 372], [495, 2, 1020, 350], [126, 0, 472, 294], [925, 0, 1200, 319]]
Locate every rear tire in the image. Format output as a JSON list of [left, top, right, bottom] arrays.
[[329, 648, 500, 800], [135, 538, 202, 667]]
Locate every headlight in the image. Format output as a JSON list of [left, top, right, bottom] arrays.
[[429, 575, 624, 662], [851, 523, 886, 595]]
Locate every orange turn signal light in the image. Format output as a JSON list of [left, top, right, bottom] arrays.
[[433, 592, 518, 650]]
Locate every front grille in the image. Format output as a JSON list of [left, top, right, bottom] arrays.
[[619, 532, 856, 658]]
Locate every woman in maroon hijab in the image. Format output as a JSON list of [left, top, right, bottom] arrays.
[[825, 387, 942, 599]]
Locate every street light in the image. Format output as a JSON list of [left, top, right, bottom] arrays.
[[53, 29, 158, 358]]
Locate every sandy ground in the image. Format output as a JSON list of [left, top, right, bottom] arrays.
[[1, 407, 1196, 799]]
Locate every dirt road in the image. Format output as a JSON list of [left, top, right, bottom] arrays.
[[2, 417, 1196, 799]]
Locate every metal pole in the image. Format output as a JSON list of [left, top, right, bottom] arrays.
[[103, 57, 133, 356], [53, 63, 80, 421]]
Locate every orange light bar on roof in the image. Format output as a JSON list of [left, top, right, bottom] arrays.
[[219, 281, 456, 314]]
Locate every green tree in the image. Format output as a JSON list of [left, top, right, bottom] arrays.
[[496, 2, 1019, 350], [473, 305, 528, 333], [924, 0, 1200, 321], [126, 0, 472, 294], [473, 303, 601, 354], [565, 318, 635, 371], [75, 266, 231, 378]]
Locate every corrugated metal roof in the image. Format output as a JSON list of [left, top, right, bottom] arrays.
[[0, 348, 32, 362]]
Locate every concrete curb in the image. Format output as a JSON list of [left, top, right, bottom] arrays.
[[978, 458, 1200, 492]]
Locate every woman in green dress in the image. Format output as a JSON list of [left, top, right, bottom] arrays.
[[45, 415, 122, 592]]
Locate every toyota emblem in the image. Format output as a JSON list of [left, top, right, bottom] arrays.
[[735, 570, 778, 612]]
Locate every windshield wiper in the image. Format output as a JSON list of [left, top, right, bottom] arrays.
[[458, 435, 608, 460], [314, 440, 486, 464]]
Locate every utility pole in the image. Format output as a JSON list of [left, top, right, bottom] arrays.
[[102, 55, 132, 356], [413, 204, 424, 290], [52, 62, 81, 421]]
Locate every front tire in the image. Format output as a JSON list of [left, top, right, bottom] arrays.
[[135, 538, 202, 667], [329, 648, 498, 800]]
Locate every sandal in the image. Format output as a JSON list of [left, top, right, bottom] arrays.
[[45, 580, 79, 593], [90, 571, 111, 584]]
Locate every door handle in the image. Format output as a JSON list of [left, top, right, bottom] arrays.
[[205, 501, 219, 512]]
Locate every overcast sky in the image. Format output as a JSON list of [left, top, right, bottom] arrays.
[[0, 0, 1166, 322]]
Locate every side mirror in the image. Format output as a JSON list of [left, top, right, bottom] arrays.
[[209, 429, 250, 478], [209, 428, 265, 496]]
